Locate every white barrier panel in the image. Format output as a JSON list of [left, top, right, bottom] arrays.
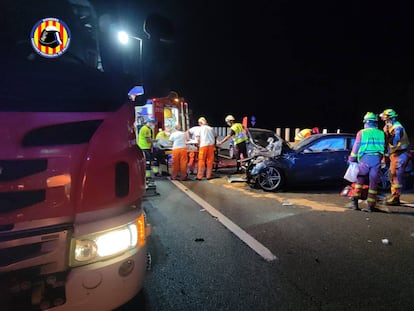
[[285, 128, 291, 142], [211, 127, 339, 143], [275, 128, 281, 137]]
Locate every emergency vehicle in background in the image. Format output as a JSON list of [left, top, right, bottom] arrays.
[[135, 91, 191, 176], [0, 1, 156, 310], [135, 91, 190, 137]]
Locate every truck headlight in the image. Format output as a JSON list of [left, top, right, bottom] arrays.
[[70, 213, 146, 267]]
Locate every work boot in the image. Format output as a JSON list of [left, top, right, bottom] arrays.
[[350, 197, 360, 211], [385, 196, 400, 206]]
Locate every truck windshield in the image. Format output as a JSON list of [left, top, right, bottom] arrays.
[[1, 60, 133, 112]]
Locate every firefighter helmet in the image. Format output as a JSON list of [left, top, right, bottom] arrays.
[[379, 109, 398, 120], [164, 108, 172, 119], [363, 112, 378, 123], [39, 25, 62, 48], [225, 115, 235, 123]]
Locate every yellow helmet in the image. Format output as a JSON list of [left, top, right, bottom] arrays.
[[164, 108, 172, 119], [363, 112, 378, 123], [225, 115, 235, 123], [379, 109, 398, 120], [198, 117, 207, 125]]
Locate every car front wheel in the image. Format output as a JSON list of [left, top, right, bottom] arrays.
[[257, 166, 284, 191]]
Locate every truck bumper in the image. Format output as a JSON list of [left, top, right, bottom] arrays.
[[50, 247, 148, 311]]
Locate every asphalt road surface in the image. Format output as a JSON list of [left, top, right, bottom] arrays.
[[118, 172, 414, 311]]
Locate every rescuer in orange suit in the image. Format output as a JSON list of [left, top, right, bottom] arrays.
[[168, 124, 188, 181], [380, 108, 411, 206], [195, 117, 217, 180]]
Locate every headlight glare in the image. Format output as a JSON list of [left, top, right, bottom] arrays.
[[96, 225, 136, 257], [70, 216, 145, 267]]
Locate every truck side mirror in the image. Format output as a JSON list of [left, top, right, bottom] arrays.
[[128, 85, 145, 102]]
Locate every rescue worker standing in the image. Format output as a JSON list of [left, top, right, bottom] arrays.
[[217, 115, 249, 173], [348, 112, 386, 212], [138, 117, 157, 180], [195, 117, 217, 180], [168, 124, 188, 181], [380, 108, 412, 206]]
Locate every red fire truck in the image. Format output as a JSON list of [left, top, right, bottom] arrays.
[[0, 1, 154, 310]]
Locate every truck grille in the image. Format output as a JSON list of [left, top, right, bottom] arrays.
[[0, 225, 72, 310]]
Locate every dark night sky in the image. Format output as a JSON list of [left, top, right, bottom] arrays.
[[95, 0, 414, 135]]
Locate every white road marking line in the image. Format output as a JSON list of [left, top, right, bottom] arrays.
[[172, 180, 278, 262]]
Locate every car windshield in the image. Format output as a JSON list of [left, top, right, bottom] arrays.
[[292, 134, 317, 150], [307, 137, 348, 151], [293, 134, 355, 152]]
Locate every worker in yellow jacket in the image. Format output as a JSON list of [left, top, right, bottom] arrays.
[[294, 127, 320, 143]]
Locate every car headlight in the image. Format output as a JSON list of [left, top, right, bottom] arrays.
[[251, 162, 265, 175], [69, 213, 146, 267]]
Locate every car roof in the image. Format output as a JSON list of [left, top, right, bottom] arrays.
[[292, 132, 355, 150]]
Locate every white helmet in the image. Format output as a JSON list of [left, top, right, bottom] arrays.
[[225, 115, 235, 123], [198, 117, 207, 125]]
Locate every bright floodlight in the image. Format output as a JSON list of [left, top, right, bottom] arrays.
[[118, 31, 129, 45]]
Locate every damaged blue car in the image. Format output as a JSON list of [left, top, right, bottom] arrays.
[[246, 133, 357, 191]]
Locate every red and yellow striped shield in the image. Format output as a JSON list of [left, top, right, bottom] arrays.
[[30, 17, 71, 58]]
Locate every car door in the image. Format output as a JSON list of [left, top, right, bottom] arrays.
[[288, 136, 350, 183]]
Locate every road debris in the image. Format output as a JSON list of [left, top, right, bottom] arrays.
[[381, 238, 390, 245]]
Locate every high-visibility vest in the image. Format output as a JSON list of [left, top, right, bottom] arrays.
[[356, 127, 385, 161], [138, 125, 153, 149], [231, 123, 248, 144], [387, 121, 410, 153]]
